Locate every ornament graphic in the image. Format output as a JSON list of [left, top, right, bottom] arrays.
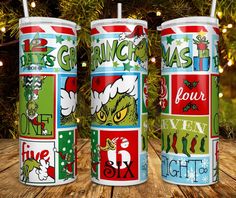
[[99, 130, 138, 181], [193, 35, 210, 71], [160, 76, 168, 112], [91, 75, 138, 126]]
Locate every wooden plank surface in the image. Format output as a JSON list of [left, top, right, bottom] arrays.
[[218, 139, 236, 180], [0, 138, 235, 198]]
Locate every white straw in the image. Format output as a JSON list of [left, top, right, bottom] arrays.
[[117, 3, 122, 19], [23, 0, 29, 17], [210, 0, 216, 17]]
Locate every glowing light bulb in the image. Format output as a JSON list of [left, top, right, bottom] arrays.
[[227, 59, 233, 66], [156, 11, 161, 16], [31, 1, 36, 8], [217, 11, 223, 19], [76, 118, 80, 123], [219, 66, 224, 73], [81, 61, 87, 67], [219, 93, 223, 98], [1, 27, 6, 32], [222, 28, 227, 33], [227, 24, 233, 28], [151, 57, 156, 63], [0, 61, 3, 67]]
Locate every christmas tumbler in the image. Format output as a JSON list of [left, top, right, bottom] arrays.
[[19, 17, 78, 186], [160, 17, 219, 185], [90, 19, 148, 186]]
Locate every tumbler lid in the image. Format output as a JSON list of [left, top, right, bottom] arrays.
[[91, 18, 147, 28], [161, 16, 218, 29], [19, 17, 77, 28]]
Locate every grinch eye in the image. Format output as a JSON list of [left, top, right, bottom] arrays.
[[96, 111, 107, 122], [113, 107, 128, 123]]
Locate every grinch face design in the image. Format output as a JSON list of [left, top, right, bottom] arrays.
[[135, 38, 148, 63], [26, 100, 38, 118], [91, 75, 138, 127], [92, 93, 138, 126]]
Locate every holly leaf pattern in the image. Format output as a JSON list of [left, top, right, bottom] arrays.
[[184, 80, 199, 90]]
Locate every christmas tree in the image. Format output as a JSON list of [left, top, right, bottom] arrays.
[[0, 0, 236, 138]]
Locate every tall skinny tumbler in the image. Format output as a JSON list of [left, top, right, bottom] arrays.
[[91, 19, 148, 186], [19, 17, 78, 186], [160, 17, 219, 185]]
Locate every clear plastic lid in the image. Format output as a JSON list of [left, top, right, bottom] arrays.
[[91, 18, 147, 28], [160, 16, 218, 29], [19, 17, 77, 28]]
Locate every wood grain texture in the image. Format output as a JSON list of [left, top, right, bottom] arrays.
[[0, 139, 16, 150], [219, 139, 236, 180], [0, 138, 235, 198]]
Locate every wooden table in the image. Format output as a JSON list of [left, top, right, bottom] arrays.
[[0, 138, 235, 198]]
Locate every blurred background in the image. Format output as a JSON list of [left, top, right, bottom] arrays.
[[0, 0, 235, 139]]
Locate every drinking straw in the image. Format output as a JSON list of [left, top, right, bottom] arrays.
[[22, 0, 29, 17], [117, 3, 122, 19], [210, 0, 217, 17]]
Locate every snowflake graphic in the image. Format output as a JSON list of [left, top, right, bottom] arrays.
[[202, 176, 209, 183], [187, 168, 198, 183], [201, 159, 209, 168], [142, 157, 148, 170], [180, 158, 187, 166]]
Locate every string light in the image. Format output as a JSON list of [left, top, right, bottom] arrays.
[[219, 93, 223, 98], [222, 28, 227, 33], [76, 118, 80, 123], [81, 61, 87, 67], [219, 66, 224, 73], [216, 11, 223, 19], [156, 11, 162, 16], [31, 1, 36, 8], [1, 27, 6, 33], [151, 57, 156, 63], [227, 59, 233, 66], [227, 24, 233, 28], [0, 61, 3, 67]]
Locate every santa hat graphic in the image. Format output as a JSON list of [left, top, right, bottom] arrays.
[[61, 77, 77, 117], [91, 75, 138, 115], [120, 25, 147, 45]]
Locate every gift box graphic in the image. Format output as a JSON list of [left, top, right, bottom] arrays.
[[194, 57, 210, 71], [193, 35, 210, 71]]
